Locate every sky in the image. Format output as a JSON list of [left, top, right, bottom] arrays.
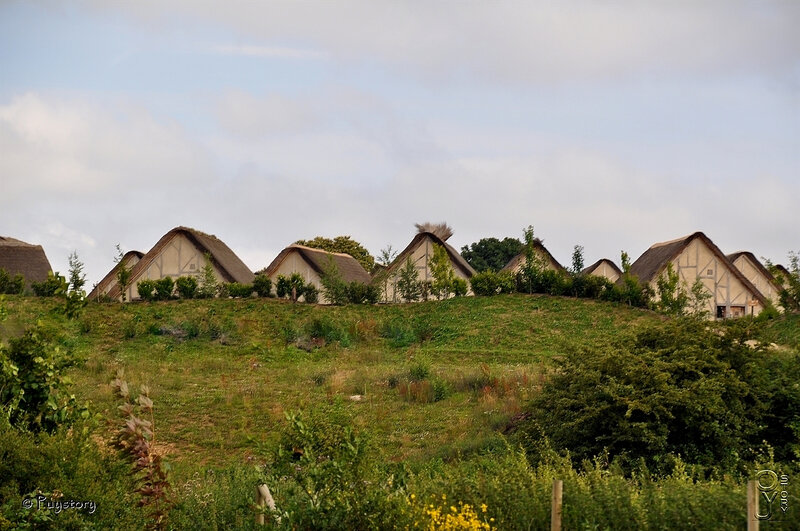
[[1, 1, 798, 287]]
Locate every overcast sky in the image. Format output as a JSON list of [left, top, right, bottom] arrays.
[[1, 1, 798, 286]]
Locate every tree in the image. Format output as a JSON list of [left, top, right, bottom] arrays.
[[68, 251, 86, 293], [518, 226, 544, 294], [320, 258, 348, 305], [396, 257, 421, 302], [429, 244, 456, 300], [295, 236, 375, 272], [460, 237, 523, 273], [570, 245, 584, 275], [196, 253, 218, 299], [115, 244, 133, 302]]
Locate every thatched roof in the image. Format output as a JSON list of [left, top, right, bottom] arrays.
[[0, 236, 53, 287], [726, 251, 783, 294], [107, 227, 253, 298], [382, 232, 476, 279], [501, 239, 565, 273], [263, 244, 371, 284], [414, 222, 453, 241], [773, 264, 793, 287], [87, 250, 143, 300], [582, 258, 621, 277], [630, 232, 768, 306]]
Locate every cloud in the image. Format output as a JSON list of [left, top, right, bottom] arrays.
[[77, 1, 800, 84], [212, 44, 327, 60]]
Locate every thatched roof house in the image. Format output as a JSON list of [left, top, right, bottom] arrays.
[[262, 244, 371, 303], [726, 251, 783, 308], [501, 239, 565, 275], [107, 227, 253, 301], [0, 236, 53, 289], [378, 229, 476, 302], [582, 258, 622, 283], [630, 232, 767, 318], [88, 250, 143, 301]]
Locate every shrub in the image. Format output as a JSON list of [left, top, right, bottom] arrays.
[[452, 277, 468, 297], [0, 327, 88, 433], [153, 277, 174, 301], [0, 268, 24, 295], [522, 319, 798, 475], [408, 359, 431, 381], [253, 274, 272, 297], [303, 283, 319, 304], [175, 276, 198, 299], [31, 271, 66, 297], [276, 274, 305, 301], [430, 244, 456, 300], [196, 253, 218, 299], [380, 318, 417, 348], [137, 279, 156, 301], [346, 282, 380, 304], [226, 282, 253, 298], [470, 270, 513, 296]]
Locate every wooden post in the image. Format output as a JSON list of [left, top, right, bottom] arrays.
[[551, 479, 563, 531], [255, 483, 278, 526], [747, 480, 759, 531]]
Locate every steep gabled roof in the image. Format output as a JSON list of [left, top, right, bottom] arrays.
[[263, 244, 371, 284], [382, 232, 476, 279], [726, 251, 783, 295], [630, 231, 768, 306], [582, 258, 622, 277], [87, 250, 143, 300], [501, 239, 565, 273], [0, 236, 53, 287], [108, 227, 253, 298]]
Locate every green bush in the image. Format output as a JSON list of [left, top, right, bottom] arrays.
[[154, 277, 174, 301], [175, 276, 198, 299], [276, 273, 305, 300], [452, 277, 468, 297], [31, 271, 66, 297], [137, 279, 156, 301], [227, 282, 253, 298], [303, 283, 319, 303], [0, 268, 24, 295], [470, 270, 514, 296], [0, 327, 88, 433], [523, 319, 799, 475], [253, 274, 272, 297], [346, 282, 380, 304]]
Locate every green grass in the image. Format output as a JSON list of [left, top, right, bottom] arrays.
[[1, 294, 659, 469]]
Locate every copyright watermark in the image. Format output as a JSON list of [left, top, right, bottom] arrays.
[[21, 494, 97, 515], [756, 469, 790, 521]]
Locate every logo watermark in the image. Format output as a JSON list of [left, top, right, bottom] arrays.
[[21, 494, 97, 515], [756, 470, 790, 521]]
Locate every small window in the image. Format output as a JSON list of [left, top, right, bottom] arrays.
[[189, 263, 196, 270], [707, 269, 713, 276]]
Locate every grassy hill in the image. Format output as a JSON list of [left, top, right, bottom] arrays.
[[2, 294, 660, 468]]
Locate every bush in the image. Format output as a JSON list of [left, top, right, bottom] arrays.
[[153, 277, 174, 301], [380, 319, 417, 348], [137, 279, 156, 301], [303, 283, 319, 304], [307, 317, 351, 346], [470, 270, 514, 296], [452, 277, 468, 297], [227, 282, 253, 298], [276, 273, 305, 300], [0, 327, 88, 433], [253, 274, 272, 297], [522, 319, 798, 475], [346, 282, 380, 304], [175, 276, 198, 299], [0, 268, 24, 295], [31, 271, 66, 297]]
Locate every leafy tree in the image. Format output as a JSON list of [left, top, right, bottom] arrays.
[[320, 258, 348, 305], [31, 271, 67, 297], [570, 245, 585, 275], [68, 251, 86, 293], [196, 253, 218, 299], [655, 263, 689, 316], [115, 244, 133, 302], [518, 226, 544, 294], [429, 244, 455, 300], [460, 237, 523, 273], [396, 257, 421, 302], [768, 251, 800, 312], [295, 236, 375, 272]]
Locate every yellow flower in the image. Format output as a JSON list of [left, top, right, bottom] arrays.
[[481, 503, 487, 513]]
